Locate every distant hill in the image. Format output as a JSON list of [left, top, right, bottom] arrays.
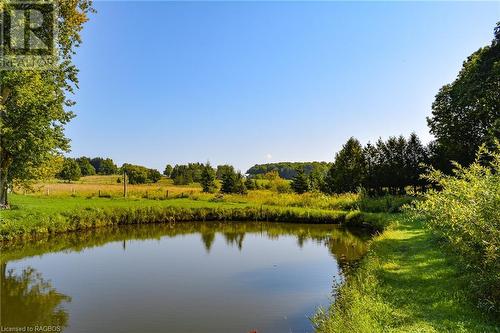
[[246, 162, 331, 180]]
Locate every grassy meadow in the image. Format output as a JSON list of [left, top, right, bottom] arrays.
[[2, 175, 398, 241]]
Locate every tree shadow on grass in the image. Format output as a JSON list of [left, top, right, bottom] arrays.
[[372, 220, 499, 332]]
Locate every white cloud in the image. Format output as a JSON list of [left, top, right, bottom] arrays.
[[265, 153, 272, 160]]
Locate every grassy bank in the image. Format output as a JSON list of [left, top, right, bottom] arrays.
[[313, 215, 499, 332], [0, 194, 386, 241]]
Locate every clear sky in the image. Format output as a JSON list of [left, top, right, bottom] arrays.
[[67, 1, 500, 172]]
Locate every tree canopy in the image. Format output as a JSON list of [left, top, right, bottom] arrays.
[[0, 0, 94, 207], [57, 158, 81, 182], [427, 22, 500, 169], [121, 164, 161, 185]]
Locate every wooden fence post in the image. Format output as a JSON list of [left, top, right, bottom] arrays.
[[123, 171, 128, 198]]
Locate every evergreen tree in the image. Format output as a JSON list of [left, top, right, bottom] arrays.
[[233, 172, 248, 194], [220, 168, 247, 194], [404, 133, 427, 191], [220, 170, 236, 194], [200, 163, 217, 193], [245, 177, 256, 190], [291, 169, 310, 194], [325, 137, 365, 193]]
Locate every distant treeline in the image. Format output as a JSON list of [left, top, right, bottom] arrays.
[[246, 162, 331, 180], [57, 157, 162, 185], [57, 157, 119, 181]]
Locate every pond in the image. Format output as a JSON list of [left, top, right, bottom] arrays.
[[1, 222, 371, 333]]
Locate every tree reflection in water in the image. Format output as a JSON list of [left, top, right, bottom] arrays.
[[1, 263, 71, 328]]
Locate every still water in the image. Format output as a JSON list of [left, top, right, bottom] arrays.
[[1, 222, 370, 333]]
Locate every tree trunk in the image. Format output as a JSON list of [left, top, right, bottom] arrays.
[[0, 152, 11, 209], [0, 165, 9, 208], [1, 83, 12, 209]]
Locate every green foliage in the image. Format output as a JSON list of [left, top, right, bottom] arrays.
[[200, 163, 217, 193], [89, 157, 118, 175], [325, 134, 429, 195], [121, 164, 161, 185], [220, 168, 247, 194], [247, 162, 331, 180], [325, 137, 365, 193], [76, 157, 96, 176], [0, 1, 94, 206], [171, 163, 204, 185], [427, 23, 500, 169], [409, 144, 500, 313], [147, 169, 162, 183], [163, 164, 173, 177], [244, 178, 257, 190], [57, 158, 81, 182], [291, 169, 310, 194], [216, 165, 235, 180]]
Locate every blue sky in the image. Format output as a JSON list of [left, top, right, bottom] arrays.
[[67, 1, 500, 172]]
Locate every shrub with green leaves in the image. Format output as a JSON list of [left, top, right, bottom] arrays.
[[410, 144, 500, 313]]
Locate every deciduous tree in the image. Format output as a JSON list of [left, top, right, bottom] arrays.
[[0, 0, 94, 207]]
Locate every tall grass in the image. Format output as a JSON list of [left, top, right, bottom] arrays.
[[15, 175, 201, 199]]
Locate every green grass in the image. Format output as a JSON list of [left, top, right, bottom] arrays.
[[1, 194, 377, 241], [313, 215, 500, 333]]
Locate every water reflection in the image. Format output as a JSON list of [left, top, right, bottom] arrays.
[[1, 222, 371, 333], [1, 263, 71, 328]]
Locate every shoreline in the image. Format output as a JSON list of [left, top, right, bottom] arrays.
[[0, 194, 386, 243], [313, 215, 499, 332]]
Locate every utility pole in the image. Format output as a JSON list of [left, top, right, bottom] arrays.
[[123, 170, 127, 198]]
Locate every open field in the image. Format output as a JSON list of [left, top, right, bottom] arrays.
[[18, 175, 201, 199], [14, 175, 413, 211]]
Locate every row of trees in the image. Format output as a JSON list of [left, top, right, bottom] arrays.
[[56, 157, 161, 184], [291, 23, 500, 195], [165, 162, 249, 192], [56, 156, 118, 181], [287, 134, 427, 195], [323, 134, 429, 195]]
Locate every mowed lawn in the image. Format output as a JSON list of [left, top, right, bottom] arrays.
[[314, 216, 500, 332]]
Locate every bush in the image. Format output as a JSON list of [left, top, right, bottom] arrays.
[[57, 158, 81, 182], [409, 144, 500, 313]]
